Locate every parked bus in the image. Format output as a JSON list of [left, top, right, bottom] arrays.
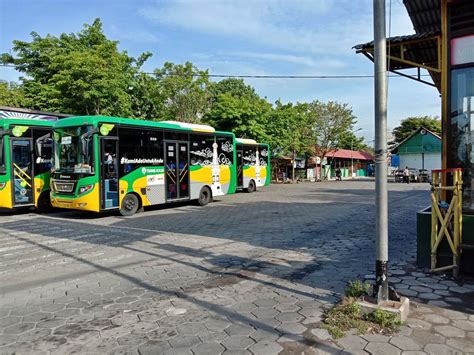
[[235, 138, 270, 192], [50, 116, 237, 215], [0, 107, 71, 212]]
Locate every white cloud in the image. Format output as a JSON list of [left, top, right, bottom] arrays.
[[139, 0, 376, 55]]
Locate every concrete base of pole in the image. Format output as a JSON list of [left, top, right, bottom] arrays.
[[357, 296, 410, 323]]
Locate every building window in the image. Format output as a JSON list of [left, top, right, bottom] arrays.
[[449, 66, 474, 211]]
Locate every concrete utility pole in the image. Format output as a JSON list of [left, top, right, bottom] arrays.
[[373, 0, 389, 303]]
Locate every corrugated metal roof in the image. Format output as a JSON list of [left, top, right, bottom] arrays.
[[353, 31, 438, 51], [327, 149, 374, 161], [403, 0, 441, 34]]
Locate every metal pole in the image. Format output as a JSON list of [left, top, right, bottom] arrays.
[[374, 0, 389, 303], [351, 139, 354, 179]]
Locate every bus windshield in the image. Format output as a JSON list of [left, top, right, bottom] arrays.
[[53, 126, 95, 174]]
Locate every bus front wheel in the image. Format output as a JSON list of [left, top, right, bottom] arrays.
[[247, 180, 256, 193], [198, 186, 212, 206], [120, 194, 139, 216]]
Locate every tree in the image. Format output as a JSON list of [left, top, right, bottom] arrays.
[[264, 101, 313, 181], [392, 116, 441, 144], [0, 81, 26, 107], [308, 101, 357, 175], [209, 78, 258, 100], [1, 18, 149, 116], [154, 62, 211, 123], [204, 78, 270, 139], [337, 131, 369, 151]]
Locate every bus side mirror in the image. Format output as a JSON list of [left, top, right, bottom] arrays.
[[81, 136, 90, 158], [35, 133, 52, 158]]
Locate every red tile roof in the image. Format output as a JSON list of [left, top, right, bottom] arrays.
[[327, 149, 374, 161]]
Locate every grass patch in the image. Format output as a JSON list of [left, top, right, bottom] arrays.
[[345, 280, 371, 298], [323, 280, 402, 339]]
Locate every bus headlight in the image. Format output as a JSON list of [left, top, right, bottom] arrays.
[[0, 182, 5, 189], [78, 184, 94, 195]]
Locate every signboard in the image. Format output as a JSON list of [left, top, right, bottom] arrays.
[[0, 110, 59, 121], [451, 35, 474, 65]]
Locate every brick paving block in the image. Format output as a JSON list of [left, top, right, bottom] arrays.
[[17, 328, 51, 343], [420, 314, 450, 325], [221, 335, 255, 350], [446, 338, 474, 352], [225, 324, 255, 336], [204, 317, 232, 332], [439, 308, 468, 320], [147, 327, 179, 341], [177, 322, 208, 336], [275, 311, 304, 323], [276, 322, 306, 335], [251, 307, 279, 319], [433, 325, 465, 338], [311, 328, 331, 341], [336, 335, 367, 350], [361, 333, 390, 342], [253, 299, 277, 308], [427, 300, 451, 308], [448, 286, 471, 294], [410, 330, 445, 344], [138, 340, 172, 355], [169, 335, 202, 349], [22, 312, 53, 323], [3, 322, 35, 335], [250, 328, 280, 342], [274, 303, 300, 312], [410, 286, 432, 293], [399, 352, 427, 355], [0, 316, 22, 328], [452, 319, 474, 331], [221, 350, 251, 355], [365, 342, 401, 355], [248, 339, 283, 354], [417, 293, 441, 300], [192, 342, 225, 355], [424, 343, 459, 354], [390, 335, 422, 351], [0, 334, 18, 347]]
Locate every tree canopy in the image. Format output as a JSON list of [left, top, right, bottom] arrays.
[[392, 116, 441, 144], [0, 18, 376, 163]]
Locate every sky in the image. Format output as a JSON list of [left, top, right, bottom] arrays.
[[0, 0, 441, 143]]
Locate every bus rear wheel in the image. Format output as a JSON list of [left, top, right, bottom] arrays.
[[198, 186, 212, 206], [120, 194, 139, 216], [36, 191, 53, 214], [247, 180, 256, 193]]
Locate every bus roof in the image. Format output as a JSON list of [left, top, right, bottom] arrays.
[[1, 118, 55, 129], [53, 116, 232, 135], [236, 138, 269, 147]]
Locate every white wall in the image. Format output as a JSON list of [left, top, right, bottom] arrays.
[[399, 153, 441, 174]]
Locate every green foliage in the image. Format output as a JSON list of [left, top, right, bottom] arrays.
[[364, 309, 402, 329], [0, 81, 26, 107], [1, 18, 148, 116], [345, 280, 371, 298], [392, 116, 441, 144], [324, 297, 403, 339], [154, 62, 211, 123], [204, 79, 271, 139], [307, 100, 357, 159], [338, 131, 369, 151]]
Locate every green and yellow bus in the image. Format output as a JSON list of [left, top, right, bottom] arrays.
[[50, 116, 237, 215], [0, 108, 71, 212], [236, 138, 270, 192]]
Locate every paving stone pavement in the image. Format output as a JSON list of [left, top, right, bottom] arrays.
[[0, 180, 473, 354]]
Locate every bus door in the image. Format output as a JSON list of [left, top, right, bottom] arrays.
[[237, 147, 244, 188], [11, 138, 34, 206], [165, 141, 189, 201], [100, 137, 119, 209]]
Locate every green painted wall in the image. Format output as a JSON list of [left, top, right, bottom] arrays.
[[398, 131, 441, 154]]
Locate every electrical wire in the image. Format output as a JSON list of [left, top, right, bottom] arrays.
[[0, 63, 431, 80]]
